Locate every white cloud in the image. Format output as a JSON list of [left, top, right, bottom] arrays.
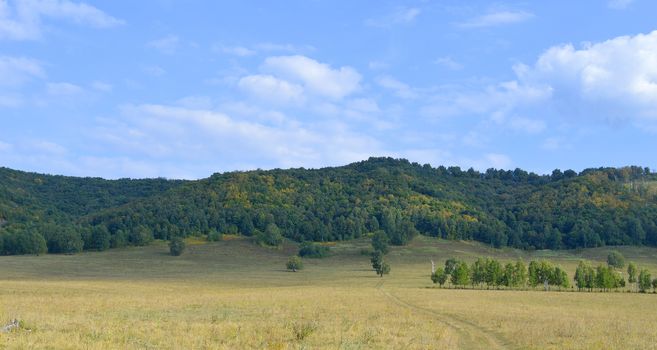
[[91, 81, 112, 92], [0, 55, 44, 86], [47, 82, 82, 95], [144, 65, 166, 77], [366, 7, 421, 27], [608, 0, 633, 9], [376, 75, 417, 99], [147, 35, 180, 54], [262, 55, 361, 99], [0, 0, 123, 40], [0, 140, 12, 151], [238, 74, 305, 105], [516, 29, 657, 123], [434, 56, 463, 70], [459, 10, 533, 28], [508, 117, 546, 134], [30, 140, 67, 155], [0, 94, 22, 107], [254, 42, 315, 53], [482, 153, 512, 169], [215, 45, 256, 57], [368, 61, 389, 70], [99, 104, 382, 175]]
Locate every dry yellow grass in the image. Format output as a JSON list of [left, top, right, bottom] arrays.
[[2, 236, 657, 349]]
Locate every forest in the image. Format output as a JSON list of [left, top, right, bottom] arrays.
[[1, 157, 656, 255]]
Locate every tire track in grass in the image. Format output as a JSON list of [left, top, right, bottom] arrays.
[[376, 281, 515, 350]]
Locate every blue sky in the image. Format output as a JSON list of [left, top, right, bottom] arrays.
[[1, 0, 657, 179]]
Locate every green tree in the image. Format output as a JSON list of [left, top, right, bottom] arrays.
[[450, 261, 470, 287], [89, 226, 111, 251], [485, 258, 503, 289], [627, 262, 638, 291], [257, 223, 283, 247], [168, 236, 185, 256], [514, 260, 527, 288], [371, 250, 382, 271], [574, 260, 594, 291], [638, 269, 652, 293], [607, 251, 625, 269], [377, 261, 391, 277], [286, 255, 304, 272], [652, 278, 657, 293], [548, 266, 569, 290], [371, 230, 389, 254], [431, 267, 448, 287], [471, 258, 487, 288], [444, 258, 459, 276]]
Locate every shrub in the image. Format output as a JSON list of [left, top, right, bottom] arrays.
[[607, 251, 625, 269], [298, 242, 330, 258], [207, 229, 222, 242], [169, 236, 185, 256], [286, 255, 303, 272], [256, 223, 283, 247]]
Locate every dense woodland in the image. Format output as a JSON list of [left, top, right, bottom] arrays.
[[1, 157, 657, 255]]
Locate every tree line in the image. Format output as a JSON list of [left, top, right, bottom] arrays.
[[431, 252, 657, 293]]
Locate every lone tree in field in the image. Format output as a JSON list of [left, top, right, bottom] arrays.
[[607, 251, 625, 269], [371, 250, 390, 277], [168, 236, 185, 256], [286, 255, 304, 272]]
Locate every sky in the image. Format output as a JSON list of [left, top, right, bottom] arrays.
[[1, 0, 657, 179]]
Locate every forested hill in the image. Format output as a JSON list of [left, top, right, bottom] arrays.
[[1, 158, 657, 255]]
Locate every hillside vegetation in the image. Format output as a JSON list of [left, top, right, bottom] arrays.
[[1, 158, 656, 255]]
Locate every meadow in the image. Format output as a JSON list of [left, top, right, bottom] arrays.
[[2, 236, 657, 349]]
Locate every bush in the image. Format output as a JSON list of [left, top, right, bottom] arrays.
[[129, 225, 153, 246], [298, 242, 330, 258], [256, 223, 283, 247], [286, 255, 303, 272], [207, 229, 222, 242], [169, 236, 186, 256], [607, 251, 625, 269]]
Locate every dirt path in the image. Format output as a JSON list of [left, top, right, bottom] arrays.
[[376, 281, 515, 350]]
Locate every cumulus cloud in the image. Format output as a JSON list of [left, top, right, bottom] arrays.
[[238, 74, 305, 105], [459, 10, 533, 28], [261, 55, 361, 100], [88, 104, 382, 177], [0, 0, 123, 40], [515, 29, 657, 123]]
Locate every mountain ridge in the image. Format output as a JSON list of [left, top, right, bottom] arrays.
[[1, 157, 656, 255]]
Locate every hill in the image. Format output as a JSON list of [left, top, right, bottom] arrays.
[[1, 157, 656, 255]]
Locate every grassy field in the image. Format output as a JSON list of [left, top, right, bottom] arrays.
[[2, 236, 657, 349]]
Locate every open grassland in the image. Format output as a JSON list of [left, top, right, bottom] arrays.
[[2, 236, 657, 349]]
